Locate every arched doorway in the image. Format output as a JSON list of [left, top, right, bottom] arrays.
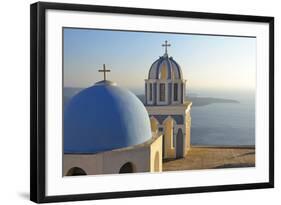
[[176, 128, 184, 158], [154, 151, 160, 172], [66, 167, 87, 176], [119, 162, 135, 174]]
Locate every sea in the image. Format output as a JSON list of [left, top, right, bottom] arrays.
[[189, 90, 255, 146], [64, 88, 255, 146]]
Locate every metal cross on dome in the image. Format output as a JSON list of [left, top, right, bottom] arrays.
[[98, 64, 111, 81], [162, 40, 171, 54]]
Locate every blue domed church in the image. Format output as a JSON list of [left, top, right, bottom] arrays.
[[145, 41, 192, 159], [64, 66, 163, 176]]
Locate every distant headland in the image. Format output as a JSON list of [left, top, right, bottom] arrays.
[[188, 96, 239, 107], [136, 94, 239, 107], [63, 88, 240, 107]]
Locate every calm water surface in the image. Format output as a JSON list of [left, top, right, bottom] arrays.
[[190, 91, 255, 146]]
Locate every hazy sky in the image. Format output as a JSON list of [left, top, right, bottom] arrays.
[[64, 28, 256, 94]]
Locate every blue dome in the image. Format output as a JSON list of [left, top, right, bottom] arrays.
[[64, 80, 152, 154], [148, 54, 182, 80]]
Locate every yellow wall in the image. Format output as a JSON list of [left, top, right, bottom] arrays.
[[185, 112, 191, 154], [150, 135, 163, 172], [163, 118, 175, 159], [150, 118, 158, 133], [154, 152, 160, 172]]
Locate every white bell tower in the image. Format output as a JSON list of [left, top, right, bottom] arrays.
[[145, 41, 192, 159]]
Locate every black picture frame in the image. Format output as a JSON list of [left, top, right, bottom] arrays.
[[30, 1, 274, 203]]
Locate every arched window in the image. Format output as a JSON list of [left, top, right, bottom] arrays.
[[66, 167, 87, 176], [119, 162, 135, 174], [173, 83, 178, 101], [159, 83, 165, 101], [149, 83, 153, 101]]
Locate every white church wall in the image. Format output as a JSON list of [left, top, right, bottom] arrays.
[[102, 147, 150, 174], [64, 154, 104, 176], [146, 104, 191, 115], [63, 136, 164, 176]]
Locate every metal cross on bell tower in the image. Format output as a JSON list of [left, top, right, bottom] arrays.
[[98, 64, 111, 81], [162, 40, 171, 54]]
